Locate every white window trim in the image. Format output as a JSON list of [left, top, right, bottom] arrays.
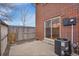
[[44, 16, 62, 40]]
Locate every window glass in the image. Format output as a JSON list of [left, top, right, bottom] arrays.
[[46, 20, 51, 38]]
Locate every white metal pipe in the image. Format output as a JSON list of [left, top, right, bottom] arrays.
[[71, 25, 74, 54], [71, 25, 74, 44]]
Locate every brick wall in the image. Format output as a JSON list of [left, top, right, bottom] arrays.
[[36, 3, 79, 43]]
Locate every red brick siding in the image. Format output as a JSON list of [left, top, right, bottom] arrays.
[[36, 3, 79, 43]]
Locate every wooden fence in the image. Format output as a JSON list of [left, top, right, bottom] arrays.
[[8, 26, 36, 42]]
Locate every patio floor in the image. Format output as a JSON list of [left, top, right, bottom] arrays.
[[8, 40, 78, 56], [9, 40, 57, 56]]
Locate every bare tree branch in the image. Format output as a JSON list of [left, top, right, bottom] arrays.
[[0, 3, 15, 21]]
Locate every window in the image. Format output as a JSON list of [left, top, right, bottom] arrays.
[[45, 20, 51, 38], [44, 16, 61, 39]]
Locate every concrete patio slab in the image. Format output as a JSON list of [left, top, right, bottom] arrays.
[[9, 40, 78, 56], [9, 40, 57, 56]]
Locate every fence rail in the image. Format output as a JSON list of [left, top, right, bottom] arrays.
[[1, 34, 8, 41]]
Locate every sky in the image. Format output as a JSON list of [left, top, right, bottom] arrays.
[[0, 3, 36, 27]]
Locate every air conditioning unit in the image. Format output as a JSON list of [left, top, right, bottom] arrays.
[[55, 38, 72, 56]]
